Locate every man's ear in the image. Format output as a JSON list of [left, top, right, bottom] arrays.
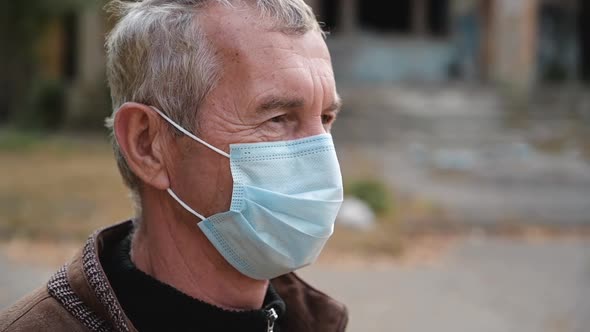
[[114, 102, 170, 191]]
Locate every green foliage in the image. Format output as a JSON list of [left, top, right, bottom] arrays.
[[345, 179, 394, 216], [0, 0, 88, 127], [0, 129, 44, 152], [0, 0, 86, 36], [13, 79, 66, 130], [0, 0, 86, 77], [542, 61, 568, 82]]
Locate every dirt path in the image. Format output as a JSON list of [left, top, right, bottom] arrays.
[[1, 237, 589, 332]]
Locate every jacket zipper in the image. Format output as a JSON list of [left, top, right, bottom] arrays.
[[265, 308, 278, 332]]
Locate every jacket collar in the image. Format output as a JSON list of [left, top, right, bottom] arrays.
[[48, 221, 348, 332]]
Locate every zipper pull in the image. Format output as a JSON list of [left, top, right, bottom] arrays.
[[265, 307, 278, 332]]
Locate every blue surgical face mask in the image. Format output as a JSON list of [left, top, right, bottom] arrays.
[[151, 107, 344, 280]]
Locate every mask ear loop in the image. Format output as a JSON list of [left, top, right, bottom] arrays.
[[149, 106, 228, 221], [167, 188, 207, 221], [149, 106, 230, 158]]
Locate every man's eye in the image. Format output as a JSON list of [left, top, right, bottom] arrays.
[[270, 115, 286, 123]]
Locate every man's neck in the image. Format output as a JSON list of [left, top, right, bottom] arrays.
[[129, 204, 268, 311]]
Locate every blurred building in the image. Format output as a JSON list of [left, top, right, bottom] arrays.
[[14, 0, 588, 125], [40, 9, 106, 93], [35, 2, 109, 125], [0, 2, 110, 126], [307, 0, 589, 90], [33, 0, 590, 90]]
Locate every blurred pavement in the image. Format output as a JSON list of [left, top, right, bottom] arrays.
[[300, 236, 590, 332], [0, 254, 53, 310], [2, 237, 589, 332], [334, 85, 590, 226]]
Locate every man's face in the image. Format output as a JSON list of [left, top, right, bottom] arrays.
[[165, 4, 340, 219]]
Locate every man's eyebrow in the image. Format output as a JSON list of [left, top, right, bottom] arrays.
[[257, 96, 305, 113], [256, 95, 343, 114], [325, 97, 342, 113]]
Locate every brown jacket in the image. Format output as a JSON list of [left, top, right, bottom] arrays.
[[0, 221, 348, 332]]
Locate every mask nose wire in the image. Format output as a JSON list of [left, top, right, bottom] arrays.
[[149, 106, 231, 158]]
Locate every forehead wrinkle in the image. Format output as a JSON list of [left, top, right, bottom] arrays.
[[253, 65, 334, 84], [257, 44, 328, 60]]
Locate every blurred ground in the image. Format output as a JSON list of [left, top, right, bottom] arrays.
[[302, 235, 590, 332], [0, 134, 132, 240], [1, 235, 588, 332], [335, 84, 590, 227], [0, 252, 53, 309]]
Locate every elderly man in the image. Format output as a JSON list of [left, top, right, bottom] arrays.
[[0, 0, 347, 331]]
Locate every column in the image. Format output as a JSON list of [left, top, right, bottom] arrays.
[[340, 0, 357, 34], [412, 0, 429, 36], [491, 0, 539, 91]]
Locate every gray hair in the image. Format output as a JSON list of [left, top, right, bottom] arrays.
[[104, 0, 322, 211]]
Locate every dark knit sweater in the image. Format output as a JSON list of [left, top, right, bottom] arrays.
[[101, 235, 285, 332]]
